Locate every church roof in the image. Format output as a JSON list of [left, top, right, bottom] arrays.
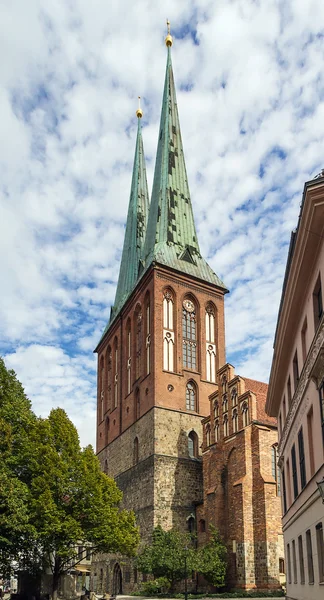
[[110, 115, 149, 322], [142, 44, 226, 290]]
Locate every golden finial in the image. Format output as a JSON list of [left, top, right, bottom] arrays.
[[136, 96, 143, 118], [165, 19, 173, 47]]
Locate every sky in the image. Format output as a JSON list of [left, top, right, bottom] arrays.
[[1, 0, 324, 448]]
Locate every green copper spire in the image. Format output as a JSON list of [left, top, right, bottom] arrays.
[[111, 111, 149, 321], [143, 39, 226, 289]]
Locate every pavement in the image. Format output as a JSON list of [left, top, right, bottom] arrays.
[[116, 596, 285, 600]]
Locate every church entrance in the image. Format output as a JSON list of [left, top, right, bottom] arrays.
[[112, 563, 122, 595]]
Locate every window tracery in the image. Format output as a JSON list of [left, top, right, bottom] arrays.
[[188, 430, 198, 457], [214, 400, 219, 419], [182, 297, 197, 369], [242, 401, 249, 427], [214, 419, 219, 442], [222, 394, 228, 412], [223, 414, 229, 437], [126, 320, 131, 395], [114, 339, 118, 408], [186, 381, 197, 411], [206, 304, 216, 382], [163, 290, 175, 371], [135, 307, 142, 380], [232, 408, 238, 433], [231, 387, 238, 406], [107, 347, 112, 412], [145, 294, 151, 375]]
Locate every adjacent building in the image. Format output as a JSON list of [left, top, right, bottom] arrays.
[[266, 174, 324, 600]]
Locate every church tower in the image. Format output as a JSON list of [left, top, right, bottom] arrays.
[[95, 26, 227, 550]]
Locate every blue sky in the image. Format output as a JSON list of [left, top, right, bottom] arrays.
[[1, 0, 324, 447]]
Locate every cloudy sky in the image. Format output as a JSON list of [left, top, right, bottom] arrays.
[[1, 0, 324, 448]]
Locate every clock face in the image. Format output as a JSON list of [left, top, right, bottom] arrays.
[[183, 299, 194, 312]]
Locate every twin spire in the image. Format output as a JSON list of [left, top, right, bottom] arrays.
[[110, 23, 226, 325]]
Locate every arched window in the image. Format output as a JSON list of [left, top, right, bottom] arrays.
[[135, 306, 142, 380], [214, 419, 219, 442], [223, 414, 228, 437], [186, 381, 197, 411], [114, 338, 118, 408], [99, 356, 104, 422], [222, 394, 228, 412], [126, 320, 131, 395], [242, 401, 249, 427], [199, 519, 206, 533], [206, 424, 211, 447], [135, 388, 140, 421], [163, 289, 175, 371], [222, 375, 227, 394], [188, 430, 198, 458], [133, 437, 139, 465], [145, 293, 151, 375], [232, 408, 238, 433], [107, 346, 112, 412], [272, 444, 281, 496], [182, 297, 197, 369], [231, 387, 238, 406], [105, 416, 109, 446], [187, 516, 196, 536], [205, 304, 216, 382], [214, 400, 219, 419]]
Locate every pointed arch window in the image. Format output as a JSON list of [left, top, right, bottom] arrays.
[[206, 303, 216, 382], [214, 400, 219, 420], [222, 394, 228, 413], [232, 408, 238, 433], [205, 424, 211, 447], [135, 306, 142, 380], [133, 437, 139, 465], [186, 381, 197, 412], [163, 290, 175, 371], [222, 375, 227, 394], [188, 430, 199, 458], [183, 297, 197, 369], [145, 294, 151, 375], [126, 320, 131, 395], [214, 419, 219, 442], [99, 356, 104, 422], [231, 387, 238, 406], [107, 347, 112, 412], [223, 414, 229, 437], [242, 401, 249, 427], [114, 338, 118, 408]]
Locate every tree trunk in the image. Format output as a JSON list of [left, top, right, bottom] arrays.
[[52, 557, 61, 600]]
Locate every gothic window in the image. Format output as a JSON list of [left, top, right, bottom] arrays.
[[222, 394, 228, 412], [214, 419, 219, 442], [199, 519, 206, 533], [272, 444, 281, 496], [126, 320, 131, 395], [100, 356, 104, 422], [186, 381, 197, 412], [134, 437, 139, 465], [231, 387, 238, 406], [182, 297, 197, 369], [232, 408, 238, 433], [188, 430, 198, 458], [163, 289, 175, 372], [242, 401, 249, 427], [205, 424, 211, 447], [135, 388, 140, 421], [205, 303, 216, 382], [214, 400, 219, 419], [135, 306, 142, 380], [114, 338, 118, 408], [223, 414, 228, 437], [187, 516, 196, 535], [145, 294, 151, 375], [107, 346, 112, 412], [222, 375, 227, 394]]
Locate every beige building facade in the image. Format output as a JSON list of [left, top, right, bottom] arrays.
[[266, 174, 324, 600]]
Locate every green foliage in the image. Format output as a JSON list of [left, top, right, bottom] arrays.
[[192, 526, 227, 588], [140, 577, 171, 595]]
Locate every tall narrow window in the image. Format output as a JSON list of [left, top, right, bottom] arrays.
[[242, 401, 249, 427], [293, 351, 299, 393], [231, 387, 238, 406], [282, 467, 287, 514], [306, 529, 314, 584], [223, 414, 228, 437], [272, 445, 281, 496], [313, 273, 323, 331], [145, 295, 151, 375], [214, 401, 219, 419], [320, 383, 324, 445], [316, 522, 324, 583], [292, 539, 297, 583], [301, 318, 307, 363], [287, 376, 292, 406], [232, 409, 238, 433], [205, 303, 216, 382], [291, 444, 298, 500], [135, 307, 142, 380], [107, 347, 112, 412], [287, 543, 291, 584], [186, 381, 197, 412], [298, 535, 305, 584], [188, 431, 199, 457], [183, 298, 197, 369], [100, 356, 104, 422], [222, 394, 228, 412], [114, 339, 118, 408], [214, 419, 219, 442], [163, 290, 175, 372], [222, 375, 227, 394], [286, 458, 292, 507], [133, 437, 139, 465], [298, 427, 306, 490], [126, 320, 131, 395], [307, 407, 315, 476], [205, 425, 210, 448]]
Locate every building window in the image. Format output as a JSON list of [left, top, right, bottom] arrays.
[[306, 529, 314, 584], [292, 539, 297, 583], [293, 351, 299, 393], [126, 320, 131, 395], [313, 273, 323, 331], [287, 543, 292, 584], [242, 401, 249, 427], [307, 407, 315, 476], [222, 394, 228, 412], [232, 409, 238, 433], [279, 558, 285, 575], [320, 383, 324, 445], [187, 516, 195, 536], [298, 535, 305, 584], [188, 430, 199, 457], [205, 303, 216, 382], [291, 444, 298, 500], [183, 297, 197, 370], [163, 290, 175, 372], [205, 424, 210, 448], [107, 347, 112, 411], [133, 437, 139, 465], [199, 519, 206, 533], [287, 376, 292, 406], [99, 356, 105, 422], [114, 339, 118, 408], [286, 458, 292, 507], [223, 414, 228, 437], [298, 427, 306, 490], [316, 523, 324, 583], [145, 295, 151, 375], [214, 419, 219, 442], [231, 387, 238, 406], [186, 381, 197, 411], [301, 318, 307, 363], [271, 445, 281, 496], [135, 307, 142, 380], [282, 467, 287, 514], [221, 375, 227, 394], [214, 401, 219, 419]]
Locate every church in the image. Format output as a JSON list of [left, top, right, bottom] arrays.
[[93, 25, 283, 594]]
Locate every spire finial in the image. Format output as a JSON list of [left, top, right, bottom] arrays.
[[165, 19, 173, 47], [136, 96, 143, 119]]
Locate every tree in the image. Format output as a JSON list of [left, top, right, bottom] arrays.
[[193, 526, 227, 588], [136, 526, 194, 590]]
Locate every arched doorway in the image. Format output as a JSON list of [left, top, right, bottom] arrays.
[[112, 563, 122, 595]]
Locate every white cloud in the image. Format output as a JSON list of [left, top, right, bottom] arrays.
[[1, 0, 324, 444]]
